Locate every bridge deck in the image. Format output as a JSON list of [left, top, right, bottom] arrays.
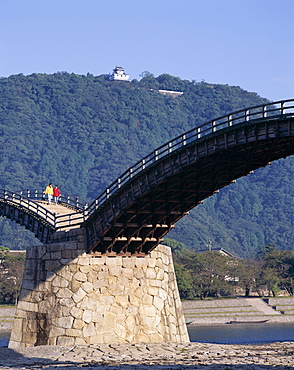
[[35, 201, 83, 230]]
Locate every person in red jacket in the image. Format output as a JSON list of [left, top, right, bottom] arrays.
[[53, 185, 61, 205]]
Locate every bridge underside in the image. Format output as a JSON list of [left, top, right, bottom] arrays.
[[83, 117, 294, 255]]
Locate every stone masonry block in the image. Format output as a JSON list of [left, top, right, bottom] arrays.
[[22, 332, 37, 345], [114, 323, 127, 338], [115, 295, 129, 308], [73, 271, 87, 282], [117, 275, 129, 286], [141, 305, 156, 317], [133, 268, 144, 279], [93, 279, 108, 290], [65, 328, 83, 337], [58, 316, 74, 329], [77, 257, 91, 265], [52, 276, 69, 288], [121, 257, 135, 268], [147, 286, 159, 296], [61, 250, 73, 259], [153, 296, 165, 311], [70, 306, 83, 319], [74, 337, 87, 345], [17, 300, 38, 312], [81, 282, 93, 293], [103, 312, 116, 327], [141, 293, 153, 305], [56, 287, 73, 299], [147, 257, 157, 268], [9, 331, 22, 343], [121, 267, 133, 279], [134, 258, 147, 267], [146, 267, 157, 279], [59, 297, 75, 308], [79, 265, 91, 274], [51, 251, 61, 260], [82, 310, 92, 323], [82, 322, 96, 337], [108, 265, 122, 276], [73, 318, 84, 330], [106, 256, 123, 265], [45, 260, 61, 271], [57, 336, 75, 346], [21, 279, 37, 291], [72, 287, 87, 303]]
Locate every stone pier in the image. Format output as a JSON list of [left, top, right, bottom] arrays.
[[9, 229, 189, 348]]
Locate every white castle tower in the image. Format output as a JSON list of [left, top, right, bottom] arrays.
[[109, 66, 130, 81]]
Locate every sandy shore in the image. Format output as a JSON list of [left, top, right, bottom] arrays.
[[0, 341, 294, 369]]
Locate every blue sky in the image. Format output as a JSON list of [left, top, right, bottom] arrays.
[[1, 0, 293, 102]]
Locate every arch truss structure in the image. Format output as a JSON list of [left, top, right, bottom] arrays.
[[1, 99, 294, 254], [83, 99, 294, 255]]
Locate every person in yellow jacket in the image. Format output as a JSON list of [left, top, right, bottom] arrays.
[[44, 183, 53, 205]]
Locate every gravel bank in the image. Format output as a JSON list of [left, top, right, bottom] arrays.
[[0, 341, 294, 369]]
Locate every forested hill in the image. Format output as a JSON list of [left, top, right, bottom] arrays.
[[0, 72, 293, 258]]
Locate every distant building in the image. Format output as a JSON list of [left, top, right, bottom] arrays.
[[196, 247, 237, 258], [109, 66, 130, 81], [158, 89, 183, 98]]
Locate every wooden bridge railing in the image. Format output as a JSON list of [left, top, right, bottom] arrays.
[[86, 99, 294, 215], [0, 188, 56, 226], [0, 189, 88, 231], [15, 189, 89, 210]]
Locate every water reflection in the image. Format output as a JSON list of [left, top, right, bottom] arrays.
[[188, 323, 294, 344]]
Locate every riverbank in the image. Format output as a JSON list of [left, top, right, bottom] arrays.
[[0, 341, 294, 369], [0, 308, 14, 331], [183, 297, 294, 325]]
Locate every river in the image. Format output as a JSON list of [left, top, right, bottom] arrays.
[[188, 322, 294, 344], [1, 323, 294, 347]]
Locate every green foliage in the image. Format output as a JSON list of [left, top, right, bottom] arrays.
[[174, 247, 294, 299], [175, 251, 235, 299], [0, 251, 25, 304], [261, 247, 294, 296], [0, 71, 292, 257], [174, 263, 195, 299], [161, 238, 186, 255]]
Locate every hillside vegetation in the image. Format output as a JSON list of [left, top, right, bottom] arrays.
[[0, 72, 293, 257]]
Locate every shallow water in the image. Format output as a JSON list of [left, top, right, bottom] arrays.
[[0, 331, 10, 347], [188, 322, 294, 344], [1, 323, 294, 347]]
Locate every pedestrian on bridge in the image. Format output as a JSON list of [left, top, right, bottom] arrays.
[[53, 185, 61, 205], [44, 183, 53, 205]]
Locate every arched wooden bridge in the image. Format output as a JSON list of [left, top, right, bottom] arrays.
[[1, 99, 294, 255]]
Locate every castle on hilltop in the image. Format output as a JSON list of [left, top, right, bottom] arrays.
[[108, 66, 130, 81]]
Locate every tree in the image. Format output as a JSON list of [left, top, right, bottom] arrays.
[[0, 251, 25, 304], [176, 250, 235, 299], [237, 259, 262, 296], [162, 238, 186, 255], [174, 263, 194, 299], [261, 248, 294, 296]]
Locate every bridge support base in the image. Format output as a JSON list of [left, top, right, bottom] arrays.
[[9, 229, 189, 348]]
